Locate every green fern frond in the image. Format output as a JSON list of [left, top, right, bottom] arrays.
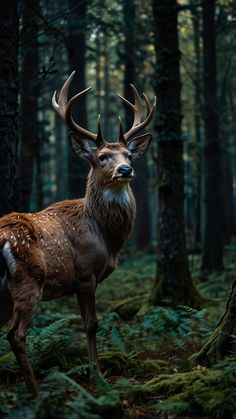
[[111, 325, 125, 352], [67, 363, 90, 379], [93, 371, 112, 395], [177, 305, 198, 314], [0, 391, 18, 415]]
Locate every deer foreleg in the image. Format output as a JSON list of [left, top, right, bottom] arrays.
[[7, 285, 42, 398], [76, 276, 101, 374]]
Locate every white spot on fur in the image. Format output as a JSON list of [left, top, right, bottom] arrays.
[[103, 188, 130, 207], [3, 241, 17, 275]]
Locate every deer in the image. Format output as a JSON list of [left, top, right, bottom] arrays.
[[0, 71, 155, 398]]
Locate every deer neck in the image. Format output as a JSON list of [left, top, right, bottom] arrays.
[[85, 170, 136, 255]]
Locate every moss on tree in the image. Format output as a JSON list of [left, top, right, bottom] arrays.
[[191, 277, 236, 366]]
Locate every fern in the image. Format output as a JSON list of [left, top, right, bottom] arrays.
[[0, 351, 18, 376], [92, 371, 112, 395], [177, 305, 199, 315], [111, 325, 125, 352], [43, 371, 121, 419], [0, 335, 11, 357], [152, 400, 191, 413], [6, 406, 37, 419], [30, 319, 87, 370], [67, 363, 90, 379], [0, 391, 18, 415]]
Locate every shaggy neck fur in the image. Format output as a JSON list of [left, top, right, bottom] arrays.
[[85, 170, 136, 255]]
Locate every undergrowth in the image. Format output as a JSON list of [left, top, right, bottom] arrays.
[[0, 251, 235, 418]]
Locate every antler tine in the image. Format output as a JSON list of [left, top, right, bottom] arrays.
[[117, 93, 136, 111], [117, 85, 142, 126], [130, 84, 142, 127], [66, 87, 99, 142], [58, 71, 77, 114], [52, 71, 98, 143], [124, 95, 156, 142], [142, 92, 152, 114], [117, 84, 156, 143], [52, 70, 75, 116]]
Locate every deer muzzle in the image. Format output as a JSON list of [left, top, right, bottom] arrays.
[[112, 164, 134, 182]]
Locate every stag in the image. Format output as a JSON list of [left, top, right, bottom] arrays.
[[0, 71, 155, 397]]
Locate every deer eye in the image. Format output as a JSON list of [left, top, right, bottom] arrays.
[[98, 154, 106, 162], [128, 154, 133, 161]]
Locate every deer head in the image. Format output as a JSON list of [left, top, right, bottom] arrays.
[[52, 71, 156, 190]]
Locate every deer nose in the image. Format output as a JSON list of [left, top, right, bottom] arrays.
[[118, 164, 132, 176]]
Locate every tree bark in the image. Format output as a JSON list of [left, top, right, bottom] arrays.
[[66, 0, 88, 199], [36, 145, 43, 210], [229, 91, 236, 235], [0, 0, 19, 216], [191, 5, 202, 246], [96, 32, 102, 115], [201, 0, 224, 273], [220, 98, 234, 245], [123, 0, 135, 130], [150, 0, 201, 307], [123, 0, 151, 250], [134, 157, 152, 250], [55, 113, 66, 202], [192, 277, 236, 366], [104, 33, 110, 139], [19, 1, 39, 212]]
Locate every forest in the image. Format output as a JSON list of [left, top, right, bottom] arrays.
[[0, 0, 236, 417]]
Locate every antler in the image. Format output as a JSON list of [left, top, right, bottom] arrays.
[[118, 85, 156, 143], [52, 71, 103, 145]]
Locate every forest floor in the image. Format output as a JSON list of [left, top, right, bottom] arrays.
[[0, 247, 236, 418]]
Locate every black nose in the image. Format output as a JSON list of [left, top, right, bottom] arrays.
[[118, 164, 132, 176]]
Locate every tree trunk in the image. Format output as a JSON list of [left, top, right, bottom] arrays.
[[66, 0, 88, 199], [123, 0, 135, 130], [201, 0, 224, 273], [55, 113, 66, 202], [134, 157, 152, 250], [150, 0, 201, 307], [0, 0, 19, 216], [96, 32, 102, 115], [192, 277, 236, 366], [123, 0, 151, 250], [104, 33, 110, 139], [36, 143, 43, 210], [19, 1, 39, 212], [229, 91, 236, 235], [220, 98, 234, 245], [191, 5, 202, 246]]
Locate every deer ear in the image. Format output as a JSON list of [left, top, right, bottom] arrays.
[[70, 133, 96, 162], [128, 133, 152, 159]]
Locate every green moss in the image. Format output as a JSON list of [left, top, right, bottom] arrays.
[[129, 359, 168, 375], [111, 294, 148, 320], [99, 351, 169, 377], [128, 359, 236, 415], [143, 369, 219, 394]]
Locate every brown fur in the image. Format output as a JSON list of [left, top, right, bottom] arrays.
[[0, 79, 153, 397], [0, 154, 136, 397]]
